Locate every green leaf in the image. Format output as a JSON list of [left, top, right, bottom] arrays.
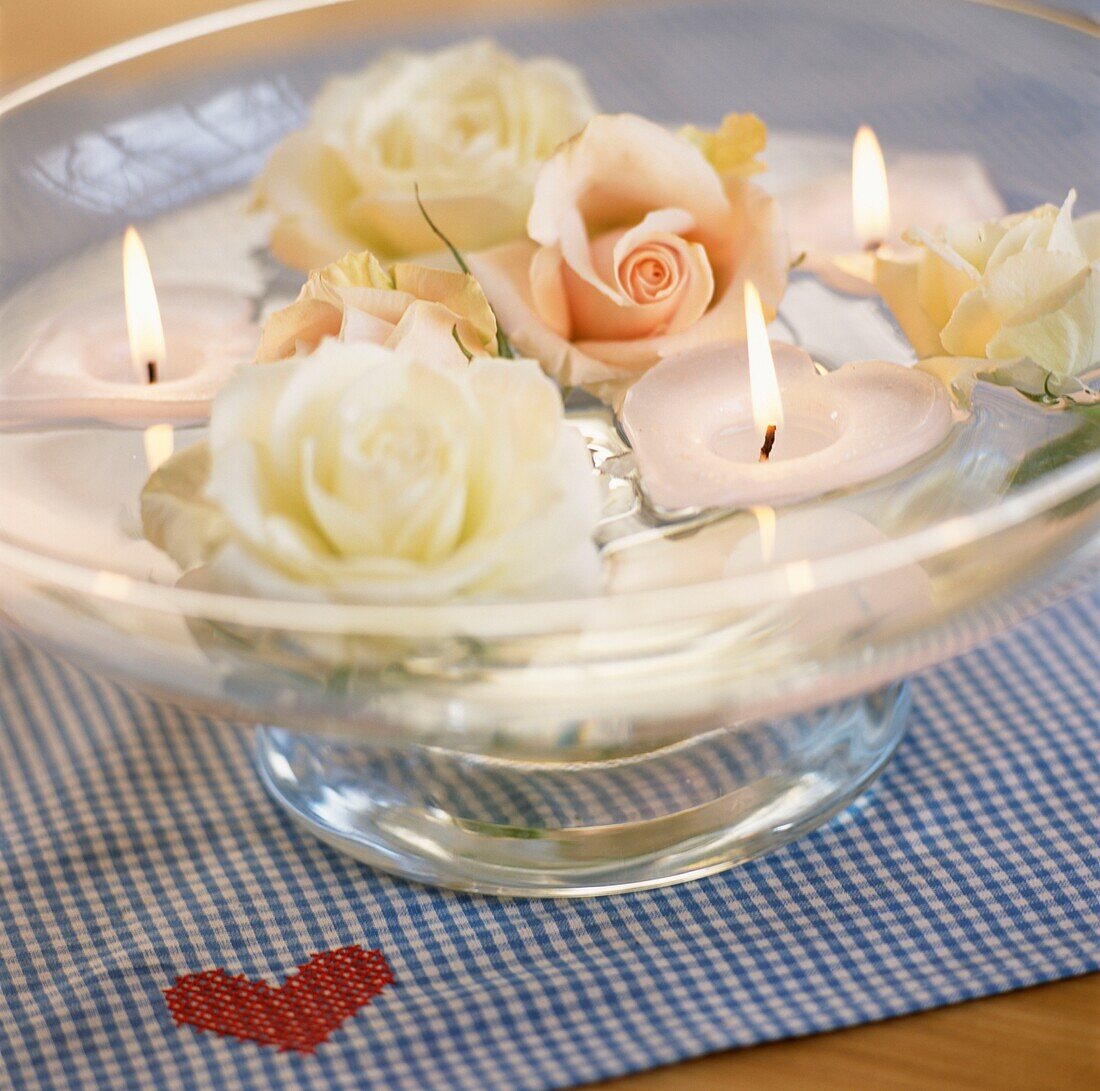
[[1009, 408, 1100, 490]]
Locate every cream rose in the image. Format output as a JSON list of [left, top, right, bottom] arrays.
[[256, 250, 499, 369], [877, 190, 1100, 386], [253, 39, 597, 271], [141, 339, 602, 603], [468, 112, 788, 402]]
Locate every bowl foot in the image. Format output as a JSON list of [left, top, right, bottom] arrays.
[[255, 683, 909, 897]]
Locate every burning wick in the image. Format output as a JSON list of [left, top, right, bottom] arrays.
[[146, 361, 158, 384], [759, 425, 777, 462], [744, 279, 783, 466]]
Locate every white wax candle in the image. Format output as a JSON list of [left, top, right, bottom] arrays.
[[621, 341, 953, 511], [781, 153, 1005, 295], [0, 286, 257, 426]]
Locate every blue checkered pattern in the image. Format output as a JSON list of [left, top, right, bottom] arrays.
[[1, 584, 1097, 1090]]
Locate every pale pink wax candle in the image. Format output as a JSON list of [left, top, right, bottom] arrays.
[[0, 286, 257, 427], [620, 341, 953, 511], [781, 151, 1005, 296]]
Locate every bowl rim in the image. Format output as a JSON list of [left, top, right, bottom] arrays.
[[0, 0, 1095, 115], [0, 0, 1097, 635]]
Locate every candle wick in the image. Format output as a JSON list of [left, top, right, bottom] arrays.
[[759, 424, 777, 463], [146, 360, 158, 384], [863, 238, 883, 254]]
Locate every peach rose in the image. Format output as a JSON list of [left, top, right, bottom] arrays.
[[256, 251, 499, 370], [469, 113, 788, 402]]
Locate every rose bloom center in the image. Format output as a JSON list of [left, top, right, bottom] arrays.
[[621, 245, 681, 303]]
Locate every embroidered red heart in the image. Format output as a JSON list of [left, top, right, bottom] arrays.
[[164, 944, 394, 1053]]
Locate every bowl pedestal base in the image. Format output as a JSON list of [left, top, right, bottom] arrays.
[[255, 683, 910, 897]]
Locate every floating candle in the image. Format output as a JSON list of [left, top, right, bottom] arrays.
[[781, 125, 1004, 296], [0, 227, 257, 427], [620, 282, 953, 511]]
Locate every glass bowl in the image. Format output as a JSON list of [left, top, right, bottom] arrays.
[[1, 0, 1097, 895]]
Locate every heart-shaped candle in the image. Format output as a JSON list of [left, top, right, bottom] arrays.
[[621, 284, 953, 511]]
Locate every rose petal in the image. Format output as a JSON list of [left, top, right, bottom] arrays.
[[384, 299, 488, 368], [256, 296, 343, 363], [940, 286, 1001, 357], [1046, 190, 1082, 258], [983, 249, 1091, 322], [679, 112, 767, 178], [983, 207, 1061, 273], [321, 250, 394, 291], [528, 114, 732, 258], [986, 266, 1098, 378], [254, 134, 364, 271], [468, 241, 629, 389], [875, 251, 946, 358], [1076, 212, 1100, 262], [907, 234, 980, 333], [529, 246, 573, 338], [391, 263, 498, 350], [466, 356, 563, 462], [337, 285, 415, 323], [341, 307, 398, 346]]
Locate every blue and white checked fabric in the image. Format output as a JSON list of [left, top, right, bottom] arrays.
[[0, 585, 1097, 1090]]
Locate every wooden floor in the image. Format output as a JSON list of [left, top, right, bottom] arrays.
[[3, 1, 1097, 1087]]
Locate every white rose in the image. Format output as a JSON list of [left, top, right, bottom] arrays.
[[255, 250, 499, 369], [254, 39, 597, 271], [877, 190, 1100, 386], [142, 340, 602, 602]]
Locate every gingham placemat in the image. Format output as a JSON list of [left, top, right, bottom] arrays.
[[1, 582, 1097, 1090]]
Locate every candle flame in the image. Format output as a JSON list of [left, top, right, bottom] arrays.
[[750, 505, 776, 565], [743, 280, 783, 444], [852, 124, 891, 247], [123, 227, 173, 471], [123, 226, 166, 383]]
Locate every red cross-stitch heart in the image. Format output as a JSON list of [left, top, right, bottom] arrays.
[[164, 945, 394, 1053]]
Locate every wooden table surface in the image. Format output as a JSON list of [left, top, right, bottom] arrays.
[[2, 1, 1097, 1087]]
